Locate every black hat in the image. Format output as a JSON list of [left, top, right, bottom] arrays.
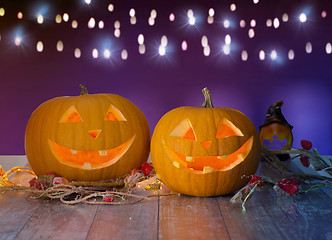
[[259, 100, 293, 130]]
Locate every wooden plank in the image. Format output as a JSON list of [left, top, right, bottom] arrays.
[[87, 198, 158, 240], [275, 190, 332, 240], [217, 161, 297, 240], [158, 195, 229, 240], [0, 192, 41, 240], [15, 200, 98, 240], [217, 191, 299, 240], [218, 160, 332, 240], [270, 159, 332, 239]]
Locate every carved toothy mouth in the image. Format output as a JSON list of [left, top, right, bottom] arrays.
[[164, 136, 253, 173], [48, 136, 135, 170]]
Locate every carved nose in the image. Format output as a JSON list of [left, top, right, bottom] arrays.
[[88, 129, 102, 139], [201, 141, 212, 150]]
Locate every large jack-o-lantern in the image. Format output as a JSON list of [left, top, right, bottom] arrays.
[[151, 88, 260, 197], [25, 85, 150, 181]]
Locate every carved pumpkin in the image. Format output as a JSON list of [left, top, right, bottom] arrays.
[[259, 100, 293, 150], [25, 85, 150, 181], [151, 88, 260, 197]]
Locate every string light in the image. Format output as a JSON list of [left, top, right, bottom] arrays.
[[259, 50, 265, 60], [92, 48, 98, 58], [288, 49, 295, 60], [273, 18, 280, 28], [299, 13, 307, 22], [17, 11, 23, 19], [14, 36, 22, 46], [108, 4, 114, 12], [159, 45, 166, 56], [57, 41, 64, 52], [62, 13, 69, 22], [282, 13, 289, 22], [88, 18, 96, 29], [103, 49, 111, 59], [55, 14, 62, 23], [138, 34, 144, 45], [203, 45, 210, 56], [181, 40, 188, 51], [326, 43, 332, 54], [270, 50, 277, 60], [139, 44, 146, 54], [37, 14, 44, 24], [169, 13, 175, 22], [36, 41, 43, 52], [0, 1, 329, 64], [72, 20, 78, 29], [201, 36, 208, 48], [222, 44, 230, 55], [306, 42, 312, 53], [98, 21, 104, 29], [74, 48, 81, 58], [121, 49, 128, 60], [230, 4, 236, 12], [223, 20, 230, 28], [241, 50, 248, 61]]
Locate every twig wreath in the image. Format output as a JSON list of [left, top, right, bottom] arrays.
[[1, 140, 331, 208]]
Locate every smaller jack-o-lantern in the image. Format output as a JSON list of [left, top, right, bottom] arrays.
[[151, 88, 260, 197], [25, 85, 150, 181], [259, 100, 293, 151]]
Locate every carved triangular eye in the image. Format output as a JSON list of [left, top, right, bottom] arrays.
[[104, 105, 127, 121], [216, 119, 244, 139], [169, 118, 197, 141], [59, 105, 83, 123]]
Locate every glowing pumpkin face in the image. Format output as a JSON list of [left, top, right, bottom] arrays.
[[151, 88, 260, 197], [259, 100, 293, 150], [25, 86, 150, 181]]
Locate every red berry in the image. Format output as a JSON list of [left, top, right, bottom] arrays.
[[300, 140, 313, 150], [249, 175, 262, 187], [141, 162, 153, 176], [29, 178, 37, 187], [277, 178, 300, 195], [53, 177, 69, 186], [34, 182, 42, 190], [102, 191, 115, 202], [300, 156, 310, 167]]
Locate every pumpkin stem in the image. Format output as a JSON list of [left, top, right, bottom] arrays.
[[80, 84, 88, 95], [201, 87, 214, 108]]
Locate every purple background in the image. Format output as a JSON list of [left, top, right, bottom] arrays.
[[0, 0, 331, 154]]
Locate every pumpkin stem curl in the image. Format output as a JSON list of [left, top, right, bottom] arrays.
[[80, 84, 88, 95], [201, 87, 214, 108]]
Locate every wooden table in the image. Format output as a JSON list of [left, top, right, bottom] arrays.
[[1, 156, 332, 240]]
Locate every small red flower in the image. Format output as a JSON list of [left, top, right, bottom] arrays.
[[249, 175, 262, 187], [300, 156, 310, 167], [277, 178, 300, 195], [102, 191, 115, 202], [29, 178, 42, 190], [29, 178, 36, 187], [141, 162, 153, 176], [300, 140, 313, 150]]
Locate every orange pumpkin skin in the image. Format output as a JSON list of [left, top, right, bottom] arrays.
[[151, 89, 260, 197], [25, 88, 150, 181]]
